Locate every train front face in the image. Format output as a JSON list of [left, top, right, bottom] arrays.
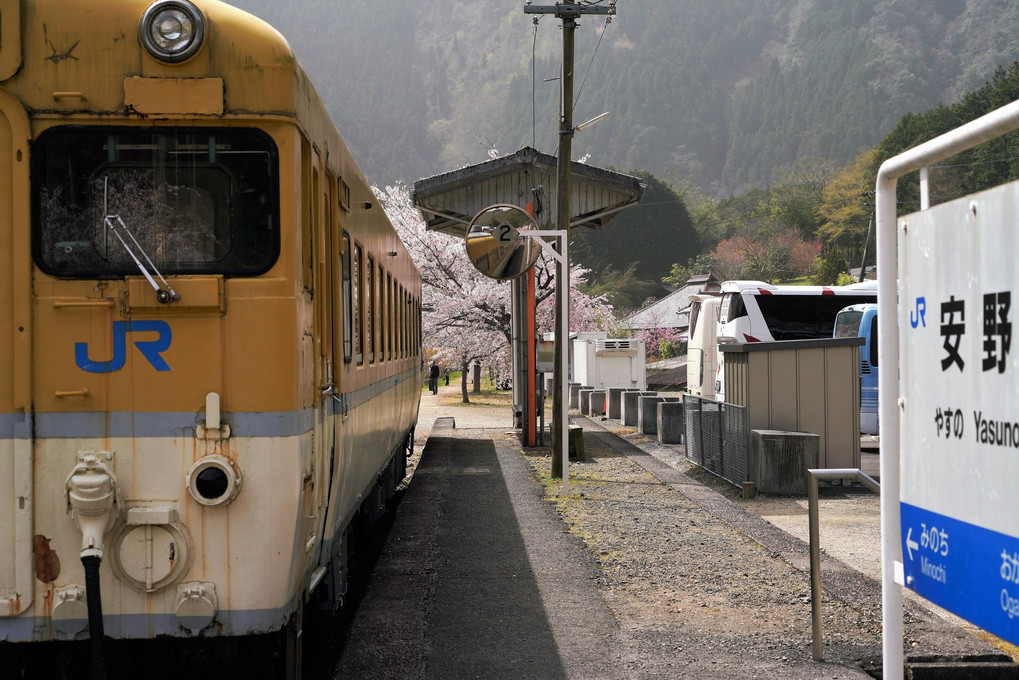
[[0, 0, 322, 641]]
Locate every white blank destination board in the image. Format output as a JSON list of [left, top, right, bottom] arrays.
[[899, 179, 1019, 642]]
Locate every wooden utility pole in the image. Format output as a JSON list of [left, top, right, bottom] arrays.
[[524, 2, 614, 479]]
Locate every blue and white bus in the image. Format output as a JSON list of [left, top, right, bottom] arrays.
[[833, 303, 879, 435]]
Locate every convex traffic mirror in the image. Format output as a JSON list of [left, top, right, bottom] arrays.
[[464, 204, 541, 280]]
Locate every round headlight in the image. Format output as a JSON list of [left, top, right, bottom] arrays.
[[186, 455, 242, 507], [139, 0, 206, 63]]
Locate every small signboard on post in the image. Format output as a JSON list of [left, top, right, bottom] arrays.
[[536, 339, 555, 374], [899, 180, 1019, 644]]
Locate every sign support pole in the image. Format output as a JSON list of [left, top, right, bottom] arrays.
[[526, 202, 537, 447], [876, 98, 1019, 680], [525, 231, 569, 492]]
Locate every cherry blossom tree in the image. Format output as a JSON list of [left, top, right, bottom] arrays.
[[533, 260, 615, 337], [376, 183, 507, 402], [376, 183, 616, 403], [628, 305, 684, 362]]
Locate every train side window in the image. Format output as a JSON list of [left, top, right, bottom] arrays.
[[353, 242, 363, 365], [387, 273, 393, 361], [338, 178, 350, 212], [32, 126, 279, 276], [341, 232, 352, 363], [413, 295, 420, 355], [301, 142, 314, 289], [378, 265, 386, 363], [399, 286, 406, 359], [366, 256, 375, 364]]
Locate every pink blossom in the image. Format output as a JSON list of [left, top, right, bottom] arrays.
[[376, 184, 616, 382]]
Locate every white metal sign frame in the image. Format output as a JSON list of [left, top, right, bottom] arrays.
[[523, 229, 571, 493], [876, 99, 1019, 680]]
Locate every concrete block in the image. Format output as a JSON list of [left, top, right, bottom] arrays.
[[623, 391, 655, 427], [579, 388, 594, 415], [749, 430, 820, 495], [568, 425, 585, 460], [657, 401, 685, 444], [607, 387, 627, 419], [590, 390, 606, 417], [639, 396, 667, 435]]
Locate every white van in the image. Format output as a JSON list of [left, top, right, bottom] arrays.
[[686, 295, 721, 398], [714, 280, 877, 400]]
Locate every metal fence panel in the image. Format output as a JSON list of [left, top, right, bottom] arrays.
[[683, 394, 748, 486]]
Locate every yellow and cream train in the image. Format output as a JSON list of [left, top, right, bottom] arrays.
[[0, 0, 421, 675]]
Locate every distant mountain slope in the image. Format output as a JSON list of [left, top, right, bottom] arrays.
[[230, 0, 1019, 195]]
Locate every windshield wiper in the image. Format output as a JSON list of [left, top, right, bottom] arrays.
[[103, 178, 180, 304]]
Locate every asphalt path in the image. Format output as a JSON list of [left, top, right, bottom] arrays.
[[334, 417, 622, 679]]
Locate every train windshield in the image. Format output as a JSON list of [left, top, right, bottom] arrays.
[[32, 127, 279, 276]]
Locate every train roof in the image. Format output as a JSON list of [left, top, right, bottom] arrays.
[[1, 0, 373, 191]]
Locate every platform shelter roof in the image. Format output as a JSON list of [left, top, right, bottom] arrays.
[[411, 146, 644, 236]]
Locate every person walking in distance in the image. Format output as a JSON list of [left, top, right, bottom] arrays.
[[429, 361, 440, 394]]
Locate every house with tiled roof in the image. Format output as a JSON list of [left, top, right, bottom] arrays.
[[623, 273, 720, 341]]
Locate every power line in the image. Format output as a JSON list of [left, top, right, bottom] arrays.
[[528, 9, 614, 209], [573, 15, 611, 111]]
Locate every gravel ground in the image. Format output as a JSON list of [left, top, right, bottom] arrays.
[[520, 426, 881, 678]]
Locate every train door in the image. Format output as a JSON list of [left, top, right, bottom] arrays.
[[315, 168, 337, 532], [303, 151, 327, 574], [315, 180, 352, 613], [0, 87, 33, 618]]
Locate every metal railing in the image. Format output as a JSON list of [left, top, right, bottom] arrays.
[[807, 468, 880, 661], [682, 394, 748, 486]]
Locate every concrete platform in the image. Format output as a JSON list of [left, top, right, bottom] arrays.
[[335, 418, 619, 679], [333, 388, 1013, 678]]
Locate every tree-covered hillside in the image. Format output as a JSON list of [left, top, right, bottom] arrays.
[[230, 0, 1019, 197]]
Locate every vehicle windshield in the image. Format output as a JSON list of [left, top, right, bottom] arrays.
[[834, 310, 863, 338], [33, 127, 279, 277], [720, 293, 746, 326]]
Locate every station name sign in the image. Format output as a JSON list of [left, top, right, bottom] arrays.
[[899, 181, 1019, 643]]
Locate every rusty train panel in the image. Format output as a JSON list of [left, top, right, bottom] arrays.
[[0, 0, 422, 668]]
